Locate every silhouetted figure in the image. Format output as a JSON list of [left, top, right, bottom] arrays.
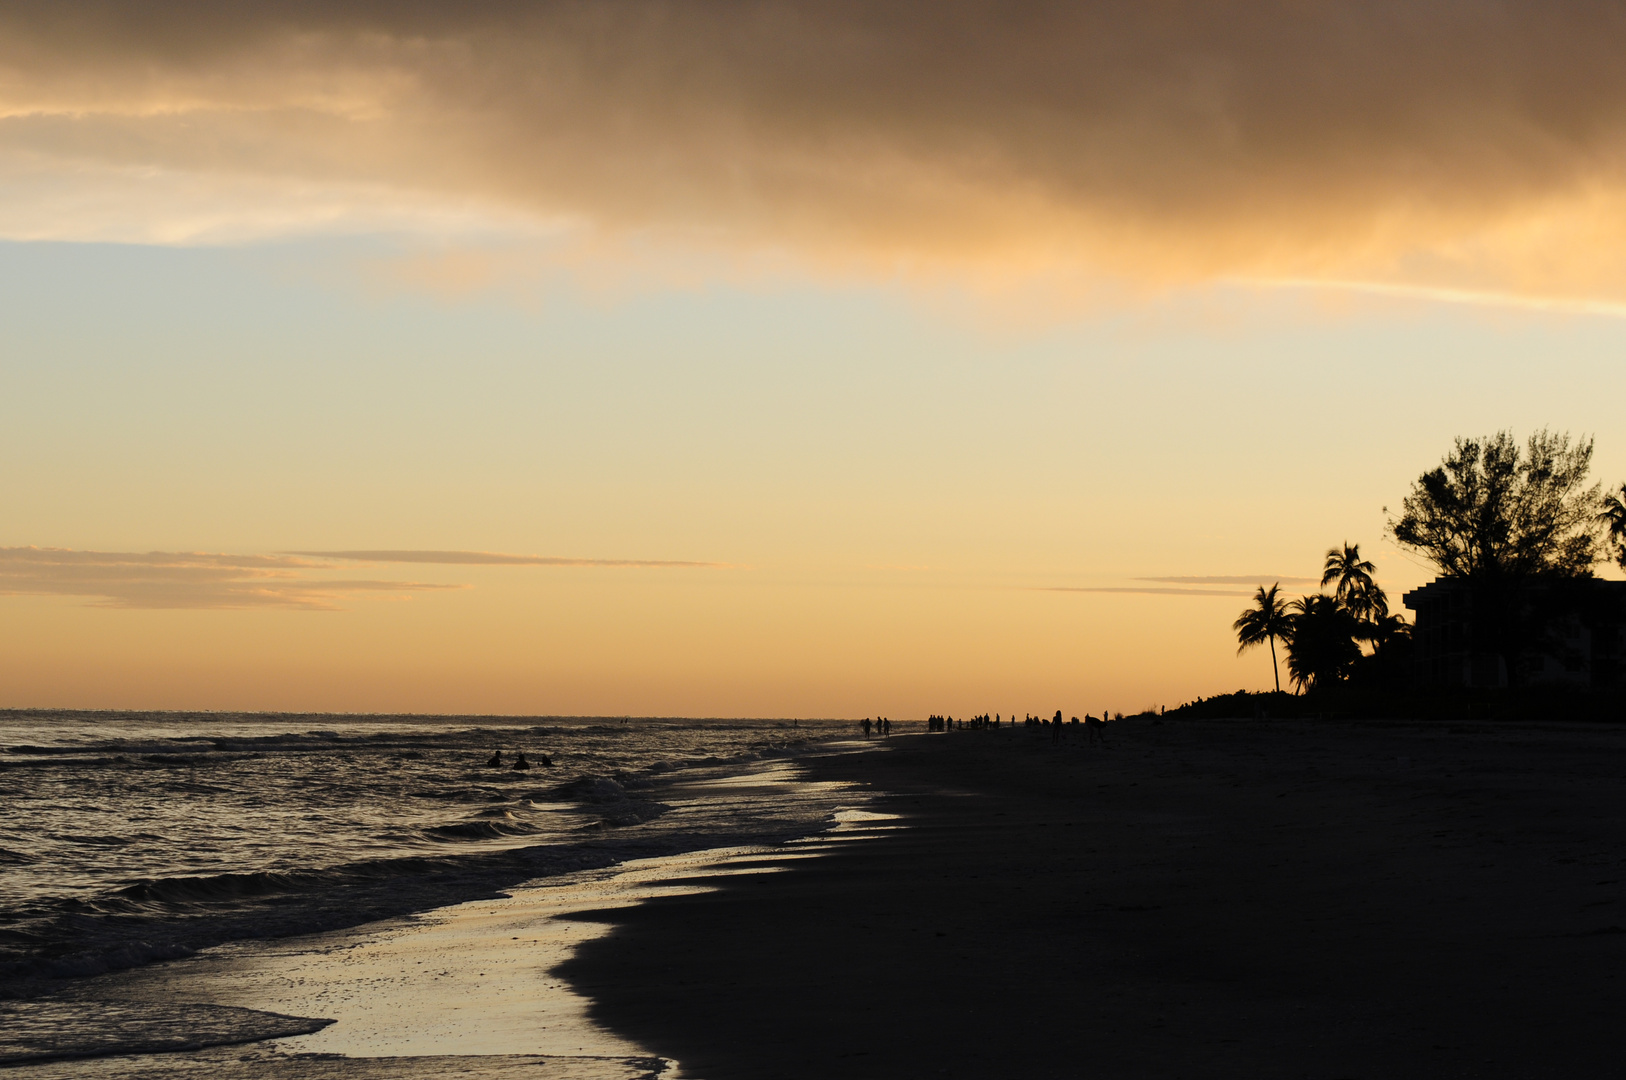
[[1085, 715, 1105, 746], [541, 753, 554, 767], [487, 750, 503, 767], [512, 752, 531, 771], [862, 718, 872, 738]]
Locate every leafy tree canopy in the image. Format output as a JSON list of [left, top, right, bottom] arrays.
[[1283, 593, 1362, 692], [1322, 542, 1387, 621], [1389, 430, 1602, 581], [1601, 483, 1626, 573]]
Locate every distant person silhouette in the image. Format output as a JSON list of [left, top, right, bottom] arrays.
[[1086, 715, 1105, 746], [540, 753, 553, 767], [487, 750, 503, 767], [862, 718, 872, 738], [512, 753, 531, 771]]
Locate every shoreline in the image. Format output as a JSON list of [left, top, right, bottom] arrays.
[[2, 749, 889, 1077], [559, 720, 1626, 1079], [13, 718, 1625, 1077], [1, 732, 860, 996]]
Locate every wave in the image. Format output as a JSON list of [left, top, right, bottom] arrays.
[[0, 999, 333, 1067], [555, 774, 671, 827], [2, 769, 722, 986], [423, 809, 545, 842], [0, 844, 629, 989], [0, 722, 851, 997]]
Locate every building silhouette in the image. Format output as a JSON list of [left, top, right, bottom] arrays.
[[1404, 577, 1626, 688]]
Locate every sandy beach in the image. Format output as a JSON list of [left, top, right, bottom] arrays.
[[9, 717, 1626, 1078], [563, 719, 1626, 1079]]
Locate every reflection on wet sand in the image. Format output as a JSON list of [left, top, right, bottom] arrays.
[[9, 795, 897, 1080]]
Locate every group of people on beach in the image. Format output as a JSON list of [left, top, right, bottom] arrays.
[[860, 717, 892, 737], [486, 749, 553, 770], [927, 713, 999, 731], [921, 710, 1111, 745]]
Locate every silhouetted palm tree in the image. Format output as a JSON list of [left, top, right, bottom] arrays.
[[1321, 542, 1374, 596], [1366, 611, 1413, 656], [1322, 540, 1389, 644], [1284, 593, 1363, 692], [1233, 583, 1290, 693], [1600, 483, 1626, 571]]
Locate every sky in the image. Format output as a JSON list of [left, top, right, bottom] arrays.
[[3, 2, 1626, 716]]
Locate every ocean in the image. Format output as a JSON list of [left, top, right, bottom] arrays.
[[0, 711, 862, 996]]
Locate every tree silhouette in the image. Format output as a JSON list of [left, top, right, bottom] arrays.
[[1321, 542, 1385, 617], [1233, 583, 1290, 693], [1390, 430, 1602, 580], [1321, 541, 1391, 650], [1284, 593, 1362, 692], [1366, 611, 1412, 655], [1390, 430, 1605, 684], [1601, 483, 1626, 572]]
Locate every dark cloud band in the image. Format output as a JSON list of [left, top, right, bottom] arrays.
[[4, 3, 1625, 294]]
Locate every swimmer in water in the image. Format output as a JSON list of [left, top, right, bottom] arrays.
[[512, 752, 530, 770], [540, 753, 553, 767], [487, 750, 502, 767]]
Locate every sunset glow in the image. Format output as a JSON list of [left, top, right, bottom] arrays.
[[4, 2, 1625, 715]]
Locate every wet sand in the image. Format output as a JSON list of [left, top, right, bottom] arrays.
[[561, 719, 1626, 1079], [7, 809, 892, 1077]]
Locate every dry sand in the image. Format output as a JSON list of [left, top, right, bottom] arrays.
[[560, 718, 1626, 1079]]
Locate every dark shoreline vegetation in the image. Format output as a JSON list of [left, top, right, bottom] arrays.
[[1161, 685, 1626, 722], [1213, 430, 1626, 716]]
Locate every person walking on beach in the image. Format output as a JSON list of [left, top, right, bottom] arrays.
[[862, 718, 872, 738]]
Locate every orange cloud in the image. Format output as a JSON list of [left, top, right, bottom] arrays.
[[4, 3, 1626, 301]]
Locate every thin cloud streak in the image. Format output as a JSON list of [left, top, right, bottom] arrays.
[[291, 550, 729, 568], [1037, 586, 1255, 598], [1257, 278, 1626, 320], [1136, 575, 1318, 586], [0, 547, 463, 610], [5, 4, 1626, 300]]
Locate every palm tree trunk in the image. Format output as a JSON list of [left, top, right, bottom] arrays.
[[1269, 634, 1280, 693]]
